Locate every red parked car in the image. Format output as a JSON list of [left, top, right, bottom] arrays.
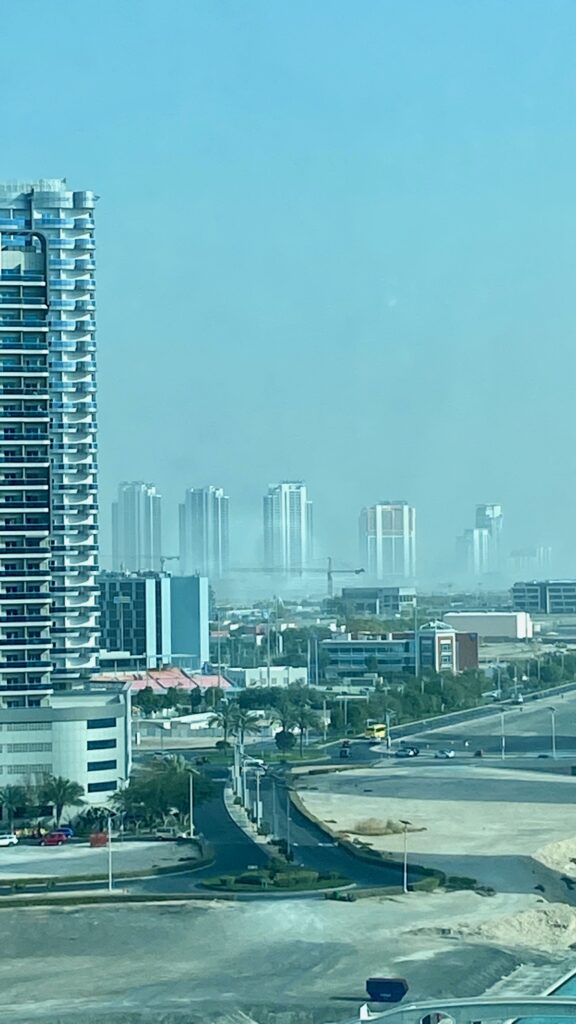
[[40, 832, 70, 847]]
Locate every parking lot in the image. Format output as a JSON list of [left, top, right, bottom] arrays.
[[0, 838, 186, 879]]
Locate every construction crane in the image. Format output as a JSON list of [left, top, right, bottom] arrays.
[[230, 556, 364, 598], [160, 555, 180, 573]]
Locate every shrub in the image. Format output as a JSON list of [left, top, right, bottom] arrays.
[[445, 874, 476, 890], [412, 875, 441, 892]]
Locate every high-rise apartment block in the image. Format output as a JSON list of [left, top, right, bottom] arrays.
[[112, 481, 162, 572], [179, 485, 229, 577], [263, 481, 313, 572], [0, 179, 99, 691], [359, 502, 416, 580], [476, 503, 503, 572]]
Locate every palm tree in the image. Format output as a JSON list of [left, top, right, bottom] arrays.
[[0, 785, 29, 831], [271, 695, 297, 735], [209, 702, 237, 745], [293, 701, 320, 757], [231, 707, 261, 747], [40, 776, 85, 824]]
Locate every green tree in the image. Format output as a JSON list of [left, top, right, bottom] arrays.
[[292, 701, 320, 757], [274, 730, 296, 752], [114, 757, 213, 829], [209, 702, 237, 745], [0, 785, 30, 830], [40, 776, 85, 824], [231, 707, 262, 746], [272, 694, 297, 734]]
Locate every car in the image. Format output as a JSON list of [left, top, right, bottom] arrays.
[[242, 756, 266, 769], [395, 746, 419, 758], [435, 749, 455, 759], [40, 832, 69, 846], [0, 833, 18, 847], [53, 825, 74, 838]]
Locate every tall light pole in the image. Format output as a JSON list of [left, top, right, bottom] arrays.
[[400, 819, 411, 894], [254, 768, 263, 828], [413, 599, 419, 679], [549, 706, 557, 760], [107, 815, 113, 892], [188, 770, 195, 836], [500, 711, 506, 760]]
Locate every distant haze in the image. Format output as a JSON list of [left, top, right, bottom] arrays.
[[3, 1, 574, 580]]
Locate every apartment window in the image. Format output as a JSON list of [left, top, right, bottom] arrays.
[[6, 722, 51, 731], [87, 717, 116, 729], [8, 764, 51, 775], [87, 759, 117, 772], [87, 780, 117, 794], [7, 742, 52, 753], [87, 738, 117, 751]]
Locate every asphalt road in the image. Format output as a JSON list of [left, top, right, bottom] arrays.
[[400, 691, 576, 760]]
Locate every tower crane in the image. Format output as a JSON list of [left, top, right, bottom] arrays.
[[229, 556, 364, 598], [160, 555, 180, 573]]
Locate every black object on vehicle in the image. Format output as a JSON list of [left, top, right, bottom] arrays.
[[366, 977, 409, 1003]]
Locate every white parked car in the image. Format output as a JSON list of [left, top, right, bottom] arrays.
[[435, 749, 455, 759], [0, 833, 18, 847]]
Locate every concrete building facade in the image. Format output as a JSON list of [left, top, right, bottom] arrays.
[[444, 611, 533, 640], [0, 681, 131, 805], [179, 485, 229, 578], [0, 179, 100, 692], [111, 481, 162, 572], [99, 572, 171, 669], [341, 586, 416, 618], [359, 502, 416, 580], [263, 481, 313, 573], [512, 580, 576, 615]]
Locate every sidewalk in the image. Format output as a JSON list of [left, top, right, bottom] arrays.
[[222, 783, 272, 854]]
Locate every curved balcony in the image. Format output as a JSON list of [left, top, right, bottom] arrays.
[[0, 218, 26, 229], [51, 237, 75, 249], [74, 300, 95, 312], [49, 259, 75, 270], [74, 279, 95, 292], [75, 259, 96, 270], [74, 238, 95, 251], [49, 279, 76, 291], [37, 217, 76, 228], [50, 299, 76, 311], [73, 319, 96, 331], [74, 217, 95, 229]]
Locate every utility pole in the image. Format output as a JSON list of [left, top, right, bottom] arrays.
[[500, 711, 506, 761], [323, 698, 327, 742], [272, 777, 279, 838], [286, 797, 291, 859], [401, 819, 411, 894]]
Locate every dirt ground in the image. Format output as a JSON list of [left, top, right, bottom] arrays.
[[0, 892, 572, 1024]]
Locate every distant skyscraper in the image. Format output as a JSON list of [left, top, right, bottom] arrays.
[[263, 481, 313, 572], [359, 502, 416, 580], [179, 485, 229, 578], [112, 482, 162, 571], [475, 503, 503, 572], [0, 179, 99, 689], [457, 527, 490, 577]]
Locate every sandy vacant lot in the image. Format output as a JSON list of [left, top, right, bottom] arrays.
[[296, 764, 576, 893], [0, 893, 572, 1024]]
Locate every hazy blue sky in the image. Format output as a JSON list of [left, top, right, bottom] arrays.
[[2, 0, 576, 578]]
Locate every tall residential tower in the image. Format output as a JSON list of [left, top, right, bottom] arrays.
[[359, 501, 416, 580], [111, 481, 162, 572], [0, 179, 99, 689], [179, 485, 229, 577], [263, 481, 313, 572]]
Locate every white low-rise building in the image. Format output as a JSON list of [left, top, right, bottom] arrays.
[[0, 682, 131, 805], [443, 611, 533, 640], [226, 666, 308, 688]]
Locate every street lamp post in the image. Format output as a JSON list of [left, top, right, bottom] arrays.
[[400, 819, 411, 894], [549, 706, 557, 760], [188, 770, 195, 837], [500, 711, 506, 761], [255, 768, 263, 829], [107, 815, 113, 892]]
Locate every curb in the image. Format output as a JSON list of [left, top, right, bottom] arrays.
[[222, 784, 273, 855]]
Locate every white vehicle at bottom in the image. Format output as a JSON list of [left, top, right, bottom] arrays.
[[0, 833, 18, 847], [434, 749, 455, 759]]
